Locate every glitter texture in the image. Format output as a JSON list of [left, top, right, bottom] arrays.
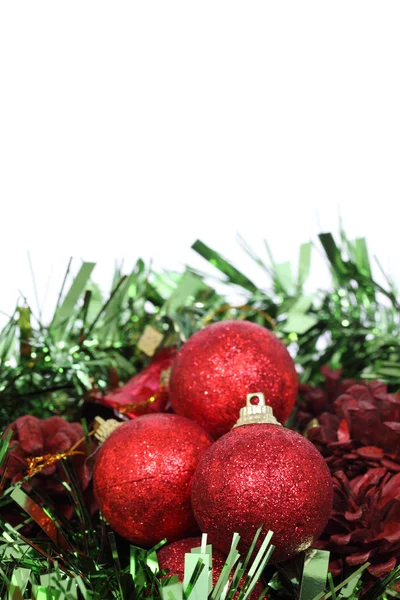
[[191, 423, 333, 563], [169, 321, 298, 438], [157, 537, 267, 598], [93, 414, 212, 547]]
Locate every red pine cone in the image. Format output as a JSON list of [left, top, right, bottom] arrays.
[[314, 468, 400, 578], [333, 382, 400, 451], [91, 347, 176, 418], [298, 366, 357, 430], [307, 382, 400, 479], [3, 415, 95, 518], [304, 377, 400, 581]]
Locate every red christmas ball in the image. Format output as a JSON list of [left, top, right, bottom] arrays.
[[191, 408, 333, 563], [93, 414, 212, 547], [170, 321, 298, 438], [157, 537, 267, 598], [158, 537, 227, 585]]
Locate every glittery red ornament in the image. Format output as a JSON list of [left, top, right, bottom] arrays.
[[93, 414, 212, 547], [158, 537, 227, 585], [157, 537, 267, 598], [170, 321, 298, 438], [191, 395, 333, 563]]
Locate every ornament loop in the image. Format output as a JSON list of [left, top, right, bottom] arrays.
[[234, 393, 282, 428], [247, 392, 266, 407]]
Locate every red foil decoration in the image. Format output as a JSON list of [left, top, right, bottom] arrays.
[[157, 537, 267, 598], [191, 422, 333, 563], [93, 347, 177, 418], [170, 321, 298, 438], [93, 413, 212, 547]]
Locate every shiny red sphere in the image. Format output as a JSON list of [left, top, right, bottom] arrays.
[[191, 423, 333, 563], [93, 414, 212, 547], [157, 537, 267, 598], [170, 321, 298, 438], [158, 537, 227, 585]]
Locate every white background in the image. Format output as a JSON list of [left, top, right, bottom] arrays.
[[1, 2, 399, 324]]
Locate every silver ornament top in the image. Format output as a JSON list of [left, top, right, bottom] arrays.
[[234, 392, 282, 428]]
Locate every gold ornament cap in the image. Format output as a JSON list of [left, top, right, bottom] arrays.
[[93, 416, 123, 444], [234, 392, 282, 428]]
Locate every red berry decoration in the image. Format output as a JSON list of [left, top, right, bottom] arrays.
[[170, 321, 298, 438], [157, 537, 267, 598], [93, 414, 212, 547], [191, 394, 333, 563]]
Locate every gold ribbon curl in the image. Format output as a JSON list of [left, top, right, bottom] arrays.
[[26, 432, 94, 477]]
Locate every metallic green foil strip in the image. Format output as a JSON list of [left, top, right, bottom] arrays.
[[313, 563, 370, 600], [191, 536, 213, 595], [9, 567, 31, 599], [191, 240, 258, 293], [240, 541, 274, 600], [40, 572, 78, 600], [130, 545, 141, 580], [50, 262, 96, 339], [146, 548, 160, 575], [299, 549, 330, 600], [211, 534, 240, 600], [35, 586, 58, 600], [182, 556, 206, 599], [0, 430, 12, 469], [161, 580, 183, 600], [10, 486, 70, 551], [184, 553, 210, 600], [163, 271, 209, 317]]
